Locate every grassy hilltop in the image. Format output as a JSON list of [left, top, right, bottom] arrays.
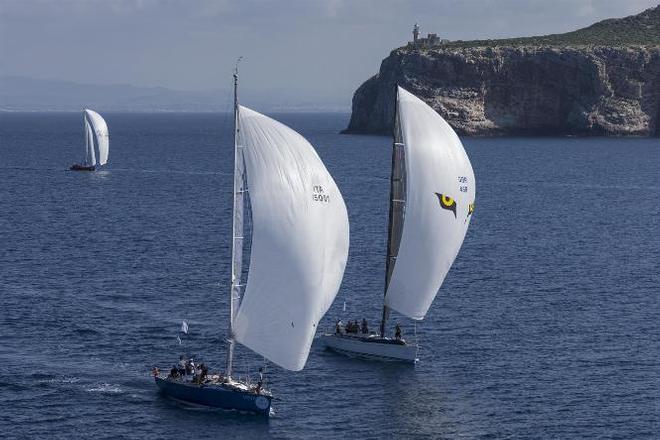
[[437, 5, 660, 48]]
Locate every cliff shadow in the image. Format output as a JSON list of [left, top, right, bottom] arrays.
[[483, 49, 604, 136]]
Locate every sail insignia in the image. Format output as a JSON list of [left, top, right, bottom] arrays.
[[435, 193, 457, 218]]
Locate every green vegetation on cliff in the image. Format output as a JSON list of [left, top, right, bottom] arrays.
[[429, 5, 660, 48]]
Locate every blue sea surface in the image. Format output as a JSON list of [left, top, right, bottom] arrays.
[[1, 112, 659, 439]]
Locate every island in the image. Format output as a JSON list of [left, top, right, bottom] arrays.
[[344, 6, 660, 136]]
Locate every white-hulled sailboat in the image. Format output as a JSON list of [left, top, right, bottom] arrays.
[[70, 109, 109, 171], [153, 67, 350, 415], [320, 86, 475, 363]]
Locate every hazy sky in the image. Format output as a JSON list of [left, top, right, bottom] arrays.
[[1, 0, 658, 107]]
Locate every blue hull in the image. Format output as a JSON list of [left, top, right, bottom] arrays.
[[154, 377, 272, 415]]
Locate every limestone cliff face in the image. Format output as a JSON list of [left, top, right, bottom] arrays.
[[345, 45, 660, 136]]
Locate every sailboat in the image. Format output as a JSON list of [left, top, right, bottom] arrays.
[[153, 67, 350, 415], [70, 109, 109, 171], [319, 86, 475, 363]]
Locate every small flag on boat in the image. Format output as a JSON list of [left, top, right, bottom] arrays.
[[180, 321, 189, 334], [176, 335, 182, 345]]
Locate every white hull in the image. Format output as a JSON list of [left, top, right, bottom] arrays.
[[319, 333, 418, 363]]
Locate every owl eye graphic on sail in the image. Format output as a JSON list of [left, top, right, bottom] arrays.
[[320, 85, 476, 363], [436, 193, 457, 217]]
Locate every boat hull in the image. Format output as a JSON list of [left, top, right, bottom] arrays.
[[70, 164, 96, 171], [154, 377, 272, 415], [319, 333, 418, 363]]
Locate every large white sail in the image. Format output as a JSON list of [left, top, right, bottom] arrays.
[[84, 109, 109, 166], [84, 115, 96, 166], [384, 86, 475, 320], [232, 106, 349, 371]]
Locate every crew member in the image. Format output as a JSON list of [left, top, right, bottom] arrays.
[[178, 355, 186, 376], [395, 323, 402, 340], [256, 367, 264, 394]]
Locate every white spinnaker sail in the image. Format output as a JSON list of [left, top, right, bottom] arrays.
[[84, 116, 96, 166], [384, 86, 475, 320], [233, 106, 349, 371], [84, 109, 109, 166]]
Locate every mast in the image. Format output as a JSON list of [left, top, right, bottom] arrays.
[[380, 85, 405, 337], [83, 111, 88, 165], [226, 58, 243, 379]]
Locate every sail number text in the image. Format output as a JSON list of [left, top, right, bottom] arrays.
[[312, 185, 330, 203], [458, 176, 469, 193]]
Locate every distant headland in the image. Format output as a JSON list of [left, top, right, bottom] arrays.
[[344, 6, 660, 136]]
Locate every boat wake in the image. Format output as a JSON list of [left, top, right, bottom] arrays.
[[86, 383, 123, 393], [45, 376, 81, 385]]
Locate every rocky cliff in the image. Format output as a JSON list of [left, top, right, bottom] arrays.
[[345, 7, 660, 136]]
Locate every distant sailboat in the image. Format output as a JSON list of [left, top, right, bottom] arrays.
[[154, 66, 350, 414], [70, 109, 109, 171], [320, 86, 476, 363]]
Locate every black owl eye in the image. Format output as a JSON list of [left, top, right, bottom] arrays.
[[435, 193, 457, 218]]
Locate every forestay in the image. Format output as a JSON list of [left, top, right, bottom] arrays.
[[84, 109, 109, 166], [384, 87, 475, 320], [232, 106, 349, 371]]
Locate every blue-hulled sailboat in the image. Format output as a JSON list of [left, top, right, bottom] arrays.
[[153, 65, 350, 415]]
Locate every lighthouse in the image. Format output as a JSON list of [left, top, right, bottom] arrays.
[[413, 23, 420, 46]]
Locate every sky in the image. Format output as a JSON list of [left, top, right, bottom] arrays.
[[1, 0, 658, 108]]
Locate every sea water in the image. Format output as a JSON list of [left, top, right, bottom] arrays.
[[1, 112, 658, 438]]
